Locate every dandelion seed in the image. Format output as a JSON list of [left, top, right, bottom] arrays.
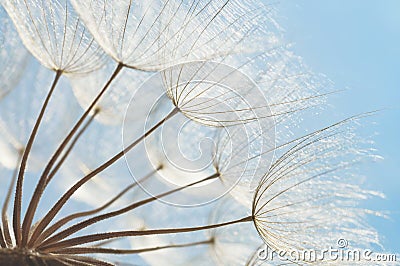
[[70, 0, 273, 71], [2, 0, 106, 74], [252, 116, 385, 263], [161, 61, 272, 127]]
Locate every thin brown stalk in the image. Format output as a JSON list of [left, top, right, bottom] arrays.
[[39, 216, 253, 252], [53, 238, 213, 255], [21, 63, 123, 247], [31, 167, 160, 247], [13, 70, 62, 247], [2, 151, 23, 247], [0, 229, 6, 248], [28, 107, 179, 247], [37, 172, 219, 248]]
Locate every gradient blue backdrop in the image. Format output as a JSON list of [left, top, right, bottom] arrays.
[[273, 0, 400, 253]]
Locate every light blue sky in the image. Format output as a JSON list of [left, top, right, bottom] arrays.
[[274, 0, 400, 253]]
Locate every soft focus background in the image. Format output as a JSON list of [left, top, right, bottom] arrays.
[[275, 0, 400, 253]]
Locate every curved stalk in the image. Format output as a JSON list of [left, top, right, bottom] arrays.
[[13, 70, 62, 247], [21, 64, 123, 246], [28, 107, 179, 247], [37, 172, 219, 248], [32, 167, 159, 247], [39, 216, 253, 252]]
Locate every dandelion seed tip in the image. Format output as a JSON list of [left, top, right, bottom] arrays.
[[51, 68, 63, 75], [208, 171, 221, 182], [215, 170, 221, 178], [172, 106, 180, 114], [209, 236, 216, 245], [157, 164, 164, 171], [93, 106, 101, 114]]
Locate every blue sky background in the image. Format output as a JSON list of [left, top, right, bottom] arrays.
[[273, 0, 400, 253]]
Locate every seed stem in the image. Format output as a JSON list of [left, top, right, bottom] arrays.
[[13, 70, 62, 247], [53, 238, 213, 255], [30, 167, 159, 247], [0, 230, 5, 248], [40, 216, 253, 252], [29, 107, 179, 247], [21, 64, 123, 247], [37, 172, 219, 248]]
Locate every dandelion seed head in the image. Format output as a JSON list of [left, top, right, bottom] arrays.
[[162, 61, 271, 127], [70, 0, 278, 71], [251, 120, 384, 260], [2, 0, 107, 74]]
